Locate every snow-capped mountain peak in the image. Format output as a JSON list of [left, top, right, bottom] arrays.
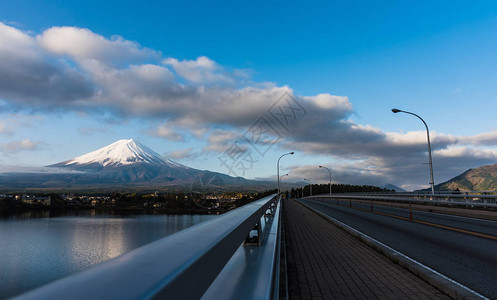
[[64, 139, 164, 167], [54, 139, 185, 169]]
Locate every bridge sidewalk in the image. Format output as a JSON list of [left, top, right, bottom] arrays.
[[283, 198, 450, 300]]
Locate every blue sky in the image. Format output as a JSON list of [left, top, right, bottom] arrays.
[[1, 1, 497, 190]]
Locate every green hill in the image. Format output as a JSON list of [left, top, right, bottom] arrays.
[[436, 163, 497, 191]]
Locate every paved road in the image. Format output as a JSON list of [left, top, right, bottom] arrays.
[[299, 198, 497, 299], [350, 200, 497, 237], [284, 199, 450, 300]]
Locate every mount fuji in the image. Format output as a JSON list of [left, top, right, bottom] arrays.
[[48, 139, 190, 181], [0, 139, 269, 192], [47, 139, 193, 181], [52, 139, 176, 169]]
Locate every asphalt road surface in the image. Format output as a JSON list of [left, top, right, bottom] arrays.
[[299, 198, 497, 299]]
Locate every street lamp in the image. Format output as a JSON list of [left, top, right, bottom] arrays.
[[277, 152, 294, 194], [319, 166, 332, 195], [304, 179, 312, 197], [279, 174, 289, 196], [392, 108, 435, 194]]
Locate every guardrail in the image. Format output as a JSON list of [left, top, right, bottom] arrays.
[[307, 192, 497, 208], [16, 194, 281, 300], [203, 195, 283, 299], [330, 191, 497, 196]]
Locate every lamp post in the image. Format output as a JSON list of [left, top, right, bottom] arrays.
[[277, 152, 294, 194], [392, 108, 435, 194], [279, 174, 288, 197], [304, 179, 312, 197], [319, 166, 332, 195]]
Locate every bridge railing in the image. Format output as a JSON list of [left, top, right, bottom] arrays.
[[203, 194, 284, 299], [16, 194, 281, 300], [307, 192, 497, 208]]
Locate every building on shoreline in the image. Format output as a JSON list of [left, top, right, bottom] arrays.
[[21, 195, 51, 206]]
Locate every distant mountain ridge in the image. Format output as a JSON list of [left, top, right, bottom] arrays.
[[0, 139, 272, 192], [382, 184, 406, 192], [436, 162, 497, 191]]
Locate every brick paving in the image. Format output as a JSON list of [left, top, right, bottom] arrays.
[[283, 198, 450, 300]]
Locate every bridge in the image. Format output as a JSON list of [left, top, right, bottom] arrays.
[[15, 192, 497, 299]]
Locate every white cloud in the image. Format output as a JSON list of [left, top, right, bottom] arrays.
[[0, 114, 43, 136], [303, 93, 351, 110], [38, 26, 159, 64], [0, 23, 93, 108], [0, 139, 43, 153], [458, 131, 497, 146], [163, 56, 234, 83], [434, 146, 497, 158], [0, 122, 14, 135], [0, 22, 37, 58], [203, 129, 245, 153], [0, 23, 300, 128], [207, 129, 240, 145], [0, 165, 85, 174], [164, 148, 199, 160], [148, 123, 184, 141]]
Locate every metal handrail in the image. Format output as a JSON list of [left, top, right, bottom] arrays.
[[328, 192, 497, 199], [202, 196, 283, 299], [330, 191, 497, 195], [16, 194, 279, 300], [308, 193, 497, 208]]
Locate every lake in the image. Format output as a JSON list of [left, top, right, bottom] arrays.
[[0, 210, 216, 298]]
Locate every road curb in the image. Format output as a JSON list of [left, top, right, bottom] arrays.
[[298, 200, 487, 300]]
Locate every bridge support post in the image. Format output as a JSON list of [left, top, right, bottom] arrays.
[[244, 222, 262, 246], [265, 202, 275, 216]]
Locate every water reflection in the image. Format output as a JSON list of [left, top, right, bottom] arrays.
[[0, 213, 215, 298], [68, 218, 128, 269]]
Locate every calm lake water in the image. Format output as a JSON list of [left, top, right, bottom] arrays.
[[0, 211, 216, 298]]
